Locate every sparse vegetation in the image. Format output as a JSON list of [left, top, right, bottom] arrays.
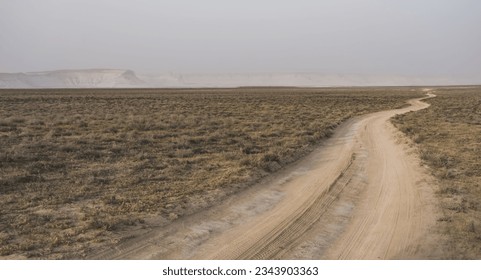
[[392, 86, 481, 259], [0, 87, 423, 259]]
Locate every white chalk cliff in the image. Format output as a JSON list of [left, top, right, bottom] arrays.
[[0, 69, 145, 88], [0, 69, 478, 88]]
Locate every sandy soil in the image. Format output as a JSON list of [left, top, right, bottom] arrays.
[[89, 92, 439, 260]]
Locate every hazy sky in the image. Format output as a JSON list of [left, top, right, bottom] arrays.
[[1, 0, 480, 77]]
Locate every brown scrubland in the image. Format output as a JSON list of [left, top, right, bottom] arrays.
[[1, 87, 427, 259]]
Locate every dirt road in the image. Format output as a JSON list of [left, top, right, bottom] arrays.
[[91, 92, 438, 260]]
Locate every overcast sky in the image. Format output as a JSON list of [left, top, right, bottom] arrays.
[[1, 0, 480, 78]]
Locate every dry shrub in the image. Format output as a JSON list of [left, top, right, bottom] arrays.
[[0, 87, 422, 258]]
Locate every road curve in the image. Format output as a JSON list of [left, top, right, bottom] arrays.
[[90, 92, 438, 260]]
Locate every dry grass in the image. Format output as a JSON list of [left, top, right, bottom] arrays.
[[0, 87, 423, 259], [392, 86, 481, 259]]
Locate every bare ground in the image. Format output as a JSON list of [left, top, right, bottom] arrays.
[[89, 92, 440, 260]]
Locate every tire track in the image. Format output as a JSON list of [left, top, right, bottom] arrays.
[[234, 154, 358, 260]]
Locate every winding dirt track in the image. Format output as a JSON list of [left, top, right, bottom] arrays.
[[90, 92, 438, 260]]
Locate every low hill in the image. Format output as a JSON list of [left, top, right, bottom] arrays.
[[0, 69, 145, 88], [1, 69, 478, 88]]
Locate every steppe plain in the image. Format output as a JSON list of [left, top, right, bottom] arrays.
[[1, 87, 479, 259]]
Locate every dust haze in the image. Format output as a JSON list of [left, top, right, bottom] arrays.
[[1, 0, 480, 82]]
